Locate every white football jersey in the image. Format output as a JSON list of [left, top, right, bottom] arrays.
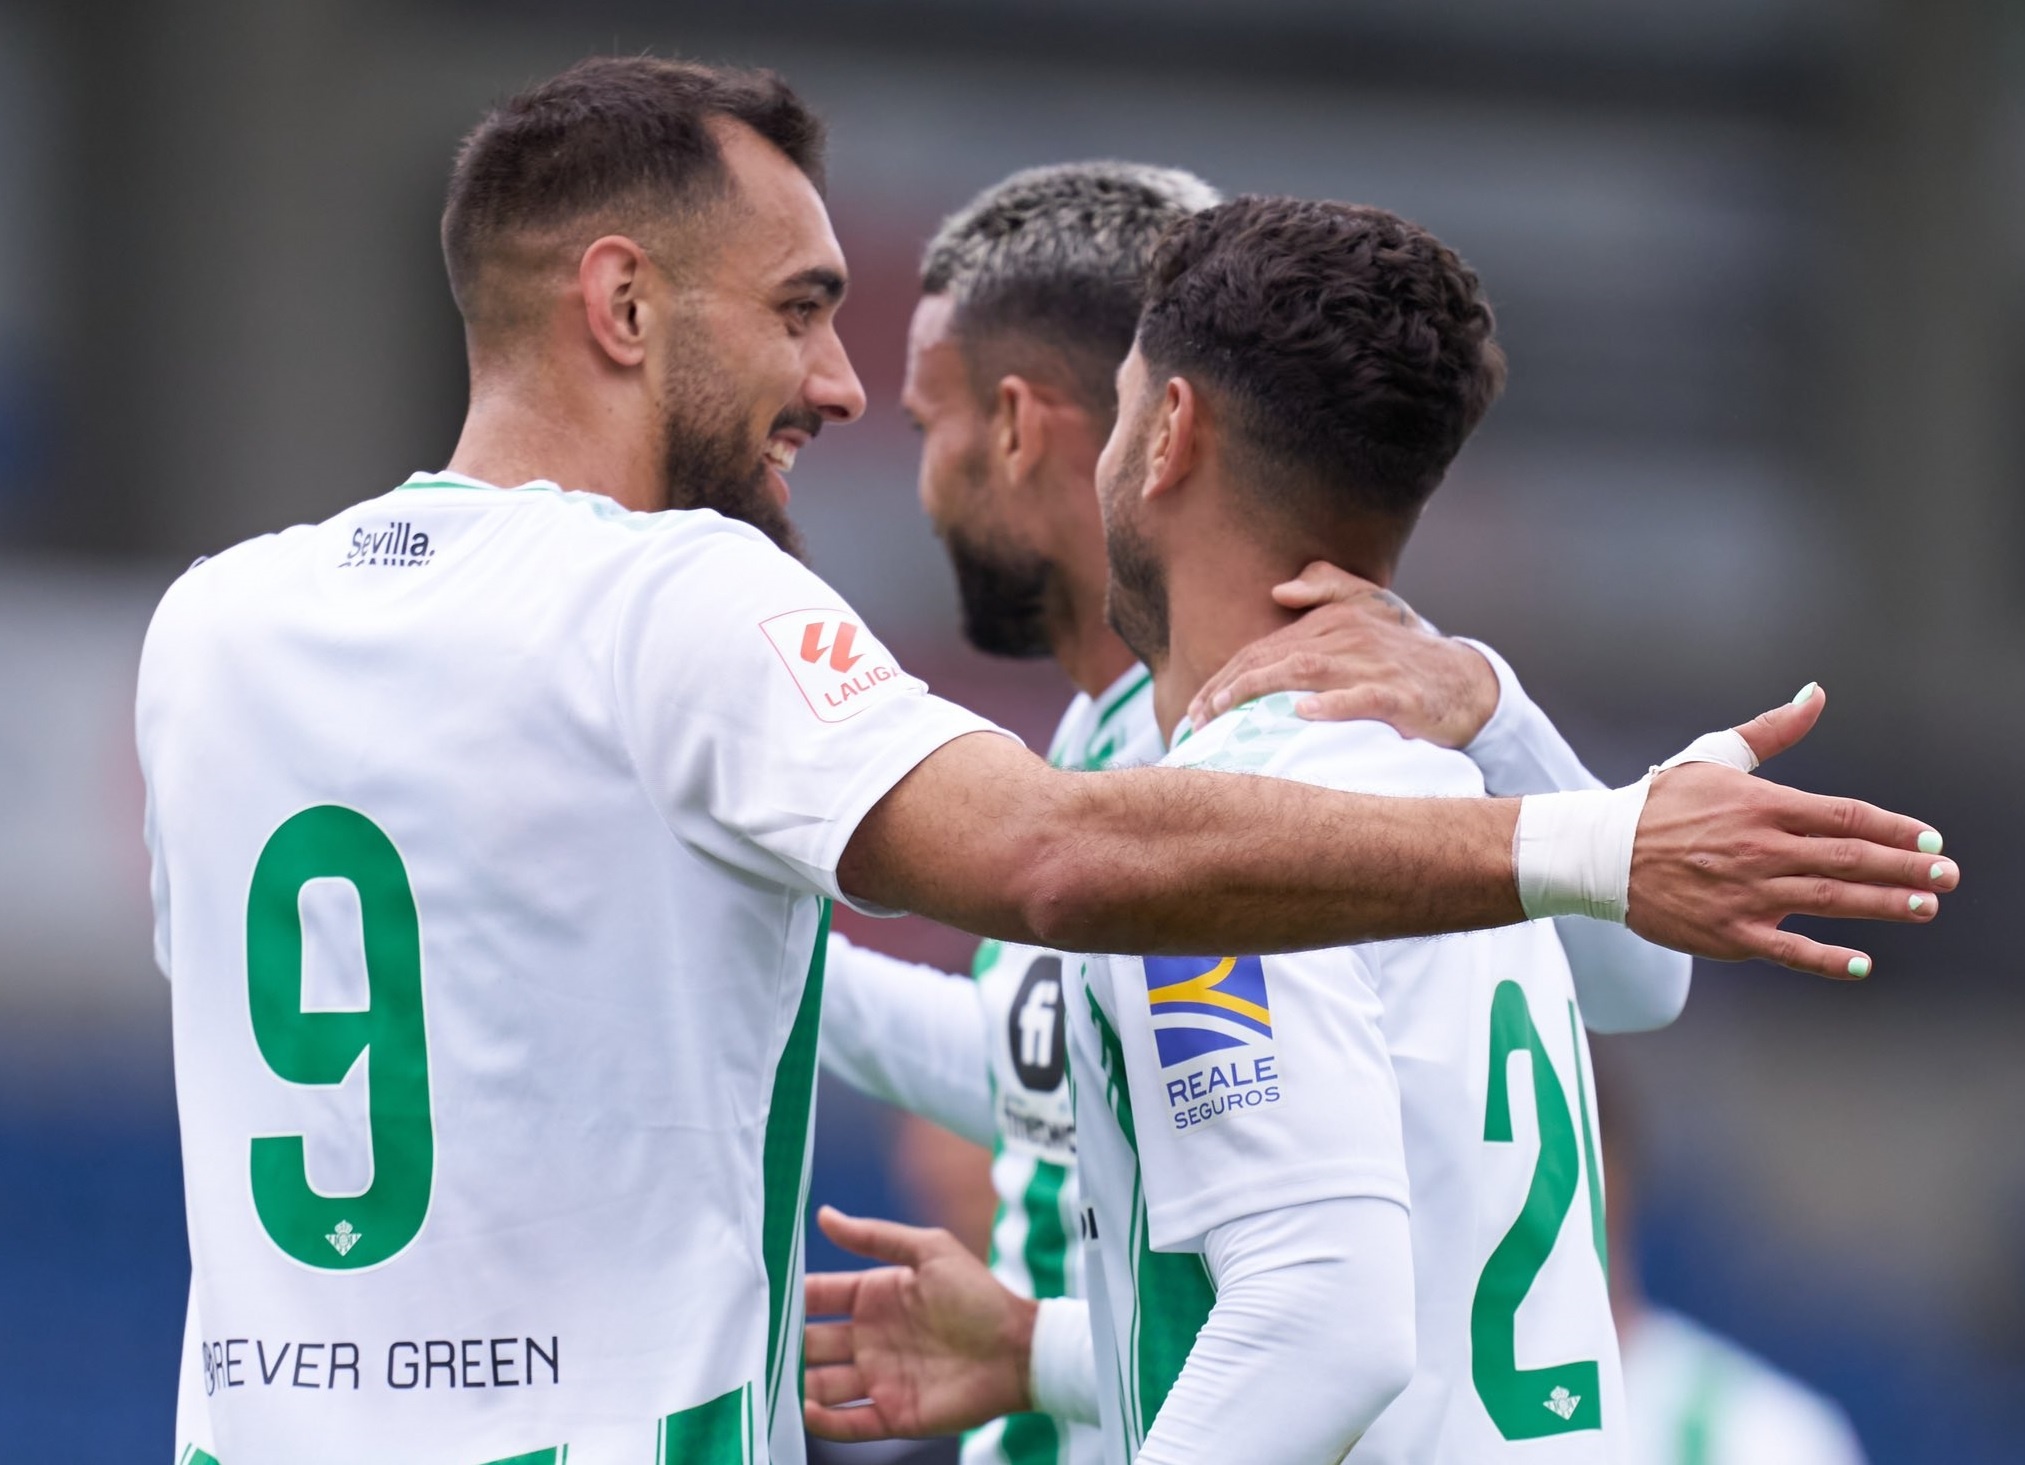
[[1069, 694, 1623, 1464], [139, 472, 999, 1465], [817, 665, 1158, 1465], [964, 665, 1159, 1465]]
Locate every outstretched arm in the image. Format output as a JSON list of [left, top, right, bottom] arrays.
[[839, 691, 1955, 981], [820, 935, 997, 1145], [1182, 562, 1691, 1028]]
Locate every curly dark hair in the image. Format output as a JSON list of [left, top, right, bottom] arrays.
[[1137, 195, 1505, 518]]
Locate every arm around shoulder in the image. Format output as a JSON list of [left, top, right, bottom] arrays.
[[837, 730, 1523, 956]]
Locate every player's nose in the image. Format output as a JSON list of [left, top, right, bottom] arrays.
[[810, 330, 866, 425]]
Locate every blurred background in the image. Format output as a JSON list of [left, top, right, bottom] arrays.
[[2, 0, 2022, 1458]]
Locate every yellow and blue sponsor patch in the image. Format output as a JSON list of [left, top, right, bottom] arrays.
[[1147, 956, 1283, 1130], [1145, 955, 1271, 1067]]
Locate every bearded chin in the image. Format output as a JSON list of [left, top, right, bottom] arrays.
[[661, 414, 808, 563], [1103, 512, 1169, 669], [946, 531, 1054, 660], [1099, 435, 1168, 667]]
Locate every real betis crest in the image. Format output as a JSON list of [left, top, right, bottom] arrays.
[[325, 1219, 362, 1258]]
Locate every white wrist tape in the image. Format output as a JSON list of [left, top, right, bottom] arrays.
[[1513, 783, 1650, 924], [1514, 724, 1762, 923], [1029, 1297, 1100, 1426], [1654, 727, 1760, 776]]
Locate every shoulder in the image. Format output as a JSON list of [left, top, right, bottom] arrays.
[[1166, 693, 1486, 798], [143, 522, 315, 643], [593, 503, 822, 598], [593, 505, 869, 669], [1046, 691, 1099, 767], [1103, 671, 1164, 769], [1053, 665, 1160, 771], [521, 492, 783, 571]]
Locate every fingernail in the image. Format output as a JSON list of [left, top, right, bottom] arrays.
[[1212, 692, 1231, 714], [1930, 861, 1948, 882], [1295, 697, 1322, 718], [1917, 830, 1944, 855], [1791, 681, 1820, 706], [1909, 894, 1925, 913], [1847, 956, 1872, 979]]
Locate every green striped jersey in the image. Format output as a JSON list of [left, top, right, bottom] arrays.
[[141, 472, 999, 1465], [963, 665, 1160, 1465]]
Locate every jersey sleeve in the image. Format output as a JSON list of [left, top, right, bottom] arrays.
[[1453, 640, 1693, 1032], [1114, 945, 1411, 1252], [609, 524, 1012, 912], [818, 933, 996, 1146], [1138, 1195, 1415, 1465], [1456, 637, 1604, 798]]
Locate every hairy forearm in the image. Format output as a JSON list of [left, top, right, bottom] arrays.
[[840, 736, 1522, 955], [1025, 766, 1521, 954]]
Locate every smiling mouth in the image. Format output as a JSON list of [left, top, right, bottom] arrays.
[[760, 436, 802, 507]]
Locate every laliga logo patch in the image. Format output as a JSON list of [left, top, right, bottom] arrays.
[[761, 609, 916, 722], [1145, 955, 1282, 1131]]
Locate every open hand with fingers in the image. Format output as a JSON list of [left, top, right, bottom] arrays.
[[1186, 561, 1499, 744], [1624, 684, 1958, 980], [803, 1206, 1036, 1443]]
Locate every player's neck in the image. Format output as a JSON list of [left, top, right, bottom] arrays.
[[447, 373, 666, 513], [1151, 550, 1307, 743], [1151, 527, 1398, 742], [1045, 567, 1139, 701]]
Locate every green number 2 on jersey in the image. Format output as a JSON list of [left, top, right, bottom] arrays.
[[246, 805, 434, 1271], [1470, 980, 1605, 1439]]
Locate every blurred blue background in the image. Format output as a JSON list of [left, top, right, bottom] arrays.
[[2, 0, 2022, 1458]]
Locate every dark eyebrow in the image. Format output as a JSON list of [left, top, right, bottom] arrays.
[[782, 267, 846, 304]]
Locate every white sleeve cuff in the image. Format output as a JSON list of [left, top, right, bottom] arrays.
[[1029, 1297, 1100, 1425], [1458, 638, 1604, 798]]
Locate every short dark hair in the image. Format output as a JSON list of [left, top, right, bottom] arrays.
[[442, 56, 825, 327], [920, 162, 1221, 422], [1138, 195, 1505, 518]]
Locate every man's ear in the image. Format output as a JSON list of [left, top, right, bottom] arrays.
[[580, 235, 652, 368], [994, 375, 1052, 487], [1144, 376, 1199, 502]]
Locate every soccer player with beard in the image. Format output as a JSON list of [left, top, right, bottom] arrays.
[[135, 57, 1955, 1465], [800, 199, 1946, 1463], [815, 163, 1697, 1465]]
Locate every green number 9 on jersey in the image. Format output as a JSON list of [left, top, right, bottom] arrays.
[[246, 805, 435, 1271]]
